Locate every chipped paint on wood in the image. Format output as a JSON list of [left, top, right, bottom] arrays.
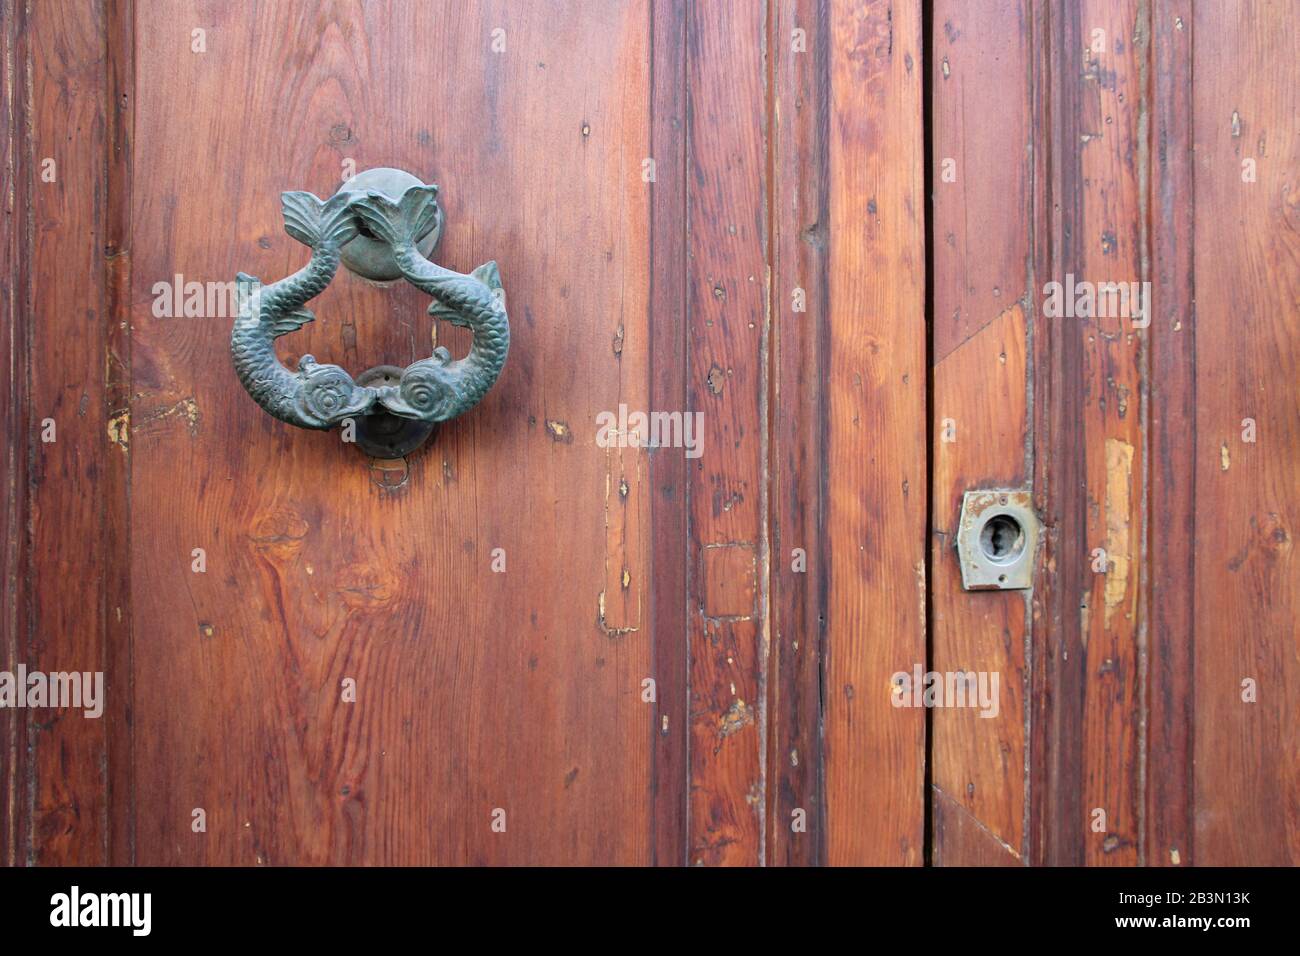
[[719, 699, 755, 738], [106, 408, 129, 453], [544, 419, 572, 443], [600, 447, 642, 635], [1103, 437, 1134, 625]]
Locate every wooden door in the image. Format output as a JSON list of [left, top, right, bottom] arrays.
[[926, 0, 1299, 867], [2, 0, 1295, 868], [3, 0, 922, 868]]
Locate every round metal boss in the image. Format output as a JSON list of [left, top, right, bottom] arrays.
[[337, 167, 442, 281]]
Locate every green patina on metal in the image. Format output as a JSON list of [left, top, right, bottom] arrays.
[[338, 167, 441, 280], [229, 169, 509, 457]]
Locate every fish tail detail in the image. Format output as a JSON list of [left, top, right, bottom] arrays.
[[281, 190, 359, 249], [348, 184, 439, 248]]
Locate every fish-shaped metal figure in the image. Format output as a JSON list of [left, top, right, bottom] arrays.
[[231, 191, 377, 428], [347, 185, 510, 423], [230, 183, 510, 437]]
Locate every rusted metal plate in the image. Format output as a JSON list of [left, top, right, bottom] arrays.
[[956, 490, 1038, 590]]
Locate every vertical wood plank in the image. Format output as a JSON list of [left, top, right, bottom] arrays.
[[1146, 0, 1195, 868], [1032, 0, 1147, 866], [929, 0, 1033, 865], [103, 0, 136, 867], [824, 0, 927, 865], [685, 0, 769, 867], [23, 0, 116, 865], [1191, 0, 1299, 865], [0, 0, 28, 869], [648, 0, 689, 867], [1028, 0, 1074, 867], [1074, 0, 1145, 867], [930, 307, 1029, 860], [768, 0, 830, 866]]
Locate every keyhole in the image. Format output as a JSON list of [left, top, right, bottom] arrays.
[[979, 514, 1025, 564]]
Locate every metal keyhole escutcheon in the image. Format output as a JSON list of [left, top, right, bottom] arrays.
[[229, 167, 509, 458], [956, 490, 1039, 590]]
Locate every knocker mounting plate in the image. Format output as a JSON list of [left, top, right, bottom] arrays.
[[352, 365, 436, 458], [338, 167, 441, 281], [230, 166, 509, 459]]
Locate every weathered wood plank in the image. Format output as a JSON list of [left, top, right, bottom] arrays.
[[1074, 0, 1145, 867], [929, 0, 1033, 864], [932, 785, 1021, 866], [684, 0, 768, 867], [103, 0, 136, 868], [1146, 0, 1195, 868], [1032, 0, 1146, 866], [0, 0, 28, 869], [768, 0, 830, 866], [930, 305, 1029, 864], [1191, 0, 1299, 865], [824, 0, 927, 866], [24, 0, 116, 866], [1028, 0, 1074, 867], [648, 0, 689, 867]]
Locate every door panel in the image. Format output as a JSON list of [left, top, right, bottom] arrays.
[[928, 0, 1033, 866], [0, 0, 132, 866], [127, 0, 658, 865], [2, 0, 1295, 868], [820, 0, 928, 865], [1186, 2, 1298, 865], [930, 0, 1300, 867], [682, 0, 768, 866], [0, 0, 889, 868]]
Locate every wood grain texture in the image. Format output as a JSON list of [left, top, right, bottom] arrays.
[[1030, 0, 1146, 866], [128, 0, 658, 865], [12, 0, 1295, 870], [1027, 0, 1299, 869], [768, 0, 830, 866], [6, 0, 935, 872], [929, 0, 1033, 865], [1190, 0, 1299, 865], [684, 0, 769, 867], [930, 305, 1028, 864], [931, 2, 1032, 364], [1027, 0, 1071, 867], [931, 785, 1021, 866], [23, 0, 119, 865], [823, 0, 927, 866], [1074, 0, 1145, 867], [648, 0, 689, 867], [0, 0, 27, 869], [103, 0, 136, 867], [1146, 0, 1195, 868]]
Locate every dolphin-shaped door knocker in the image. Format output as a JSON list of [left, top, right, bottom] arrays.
[[230, 167, 509, 458]]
